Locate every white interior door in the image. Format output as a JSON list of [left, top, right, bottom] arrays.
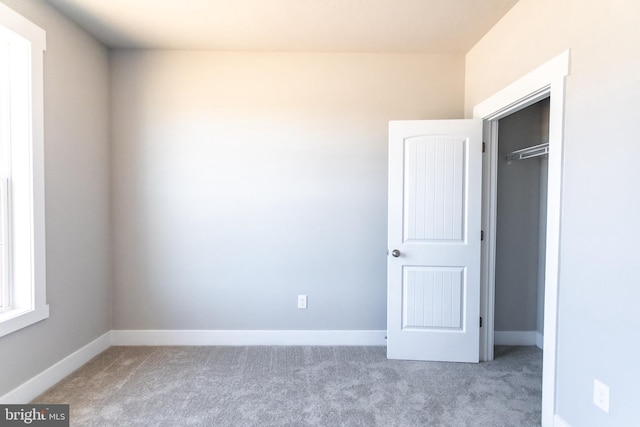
[[387, 119, 483, 362]]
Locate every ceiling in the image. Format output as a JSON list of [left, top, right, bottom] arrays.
[[45, 0, 519, 53]]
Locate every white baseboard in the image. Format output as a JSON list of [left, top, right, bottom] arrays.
[[494, 330, 539, 346], [554, 414, 571, 427], [0, 331, 112, 404], [111, 329, 387, 346]]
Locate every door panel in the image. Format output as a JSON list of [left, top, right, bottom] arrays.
[[403, 267, 464, 329], [404, 136, 465, 242], [387, 120, 482, 362]]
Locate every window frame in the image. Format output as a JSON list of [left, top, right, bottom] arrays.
[[0, 2, 48, 337]]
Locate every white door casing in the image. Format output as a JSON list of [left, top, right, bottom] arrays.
[[387, 119, 483, 362], [473, 50, 569, 427]]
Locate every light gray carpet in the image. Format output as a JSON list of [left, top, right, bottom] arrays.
[[33, 346, 542, 426]]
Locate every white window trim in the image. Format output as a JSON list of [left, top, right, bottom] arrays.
[[0, 2, 48, 337]]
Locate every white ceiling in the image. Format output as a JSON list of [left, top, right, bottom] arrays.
[[45, 0, 519, 53]]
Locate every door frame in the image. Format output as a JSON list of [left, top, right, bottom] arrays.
[[473, 50, 570, 427]]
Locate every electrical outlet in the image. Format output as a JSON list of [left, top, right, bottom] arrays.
[[297, 295, 307, 309], [593, 379, 610, 413]]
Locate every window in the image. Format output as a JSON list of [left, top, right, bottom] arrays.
[[0, 3, 48, 337]]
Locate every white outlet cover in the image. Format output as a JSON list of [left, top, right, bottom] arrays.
[[298, 295, 307, 309], [593, 379, 610, 414]]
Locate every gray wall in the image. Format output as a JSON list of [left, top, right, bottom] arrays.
[[0, 0, 111, 397], [495, 99, 548, 333], [466, 0, 640, 424], [110, 51, 464, 330]]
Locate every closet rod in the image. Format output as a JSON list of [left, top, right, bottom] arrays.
[[506, 142, 549, 163]]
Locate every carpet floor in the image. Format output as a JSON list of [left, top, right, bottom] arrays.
[[33, 345, 542, 426]]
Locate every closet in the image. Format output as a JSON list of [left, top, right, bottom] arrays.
[[494, 97, 550, 350]]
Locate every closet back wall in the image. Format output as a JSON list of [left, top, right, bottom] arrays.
[[495, 100, 549, 336], [110, 51, 464, 331]]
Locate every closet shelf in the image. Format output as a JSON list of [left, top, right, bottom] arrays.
[[506, 142, 549, 163]]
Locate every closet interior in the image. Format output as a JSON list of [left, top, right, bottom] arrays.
[[495, 97, 550, 350]]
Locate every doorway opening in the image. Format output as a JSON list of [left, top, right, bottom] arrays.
[[494, 97, 549, 351]]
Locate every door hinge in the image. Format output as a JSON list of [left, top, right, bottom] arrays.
[[482, 142, 486, 153], [481, 230, 484, 241], [480, 317, 483, 328]]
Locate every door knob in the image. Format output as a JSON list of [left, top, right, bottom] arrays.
[[391, 249, 401, 257]]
